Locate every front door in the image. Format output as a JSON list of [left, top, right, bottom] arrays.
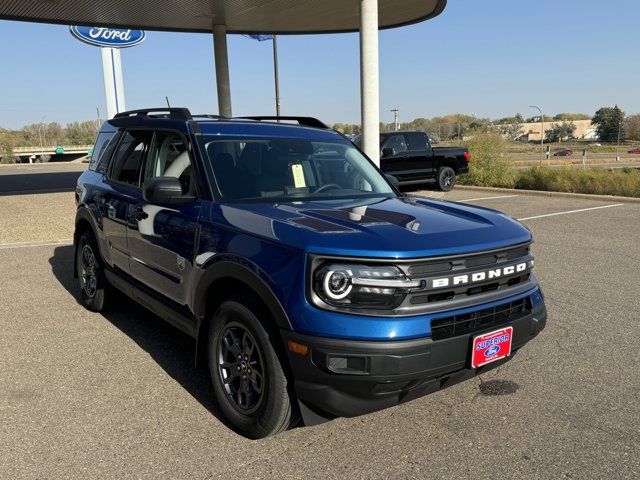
[[380, 133, 410, 180], [404, 132, 434, 178], [126, 130, 201, 306]]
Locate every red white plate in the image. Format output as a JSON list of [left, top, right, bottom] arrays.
[[471, 326, 513, 368]]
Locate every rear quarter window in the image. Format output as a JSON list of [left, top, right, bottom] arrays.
[[89, 131, 119, 173]]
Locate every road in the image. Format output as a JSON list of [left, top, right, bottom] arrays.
[[0, 174, 639, 478], [0, 162, 86, 195]]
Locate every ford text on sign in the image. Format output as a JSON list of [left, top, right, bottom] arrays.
[[70, 26, 146, 48]]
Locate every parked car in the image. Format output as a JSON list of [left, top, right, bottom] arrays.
[[587, 143, 602, 147], [628, 148, 640, 154], [553, 149, 573, 157], [354, 131, 469, 191], [74, 108, 546, 438]]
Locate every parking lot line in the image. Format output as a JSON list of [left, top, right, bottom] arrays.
[[460, 194, 519, 202], [518, 203, 624, 221], [0, 239, 73, 250]]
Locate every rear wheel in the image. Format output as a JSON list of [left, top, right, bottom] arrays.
[[75, 231, 111, 312], [436, 166, 456, 192], [208, 296, 296, 438]]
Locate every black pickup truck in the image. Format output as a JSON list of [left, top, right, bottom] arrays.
[[356, 131, 470, 191]]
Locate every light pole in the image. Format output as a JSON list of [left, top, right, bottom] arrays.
[[529, 105, 544, 166], [391, 108, 399, 131]]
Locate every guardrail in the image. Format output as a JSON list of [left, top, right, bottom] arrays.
[[12, 145, 93, 155]]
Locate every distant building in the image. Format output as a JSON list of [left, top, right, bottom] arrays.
[[514, 119, 597, 142]]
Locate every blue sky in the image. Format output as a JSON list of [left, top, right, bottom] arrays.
[[0, 0, 639, 129]]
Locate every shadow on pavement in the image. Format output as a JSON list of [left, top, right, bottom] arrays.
[[0, 171, 82, 196], [48, 244, 234, 431]]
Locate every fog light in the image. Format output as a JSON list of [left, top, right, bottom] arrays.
[[328, 355, 368, 374]]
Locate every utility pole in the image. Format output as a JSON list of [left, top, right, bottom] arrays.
[[391, 108, 399, 131], [616, 119, 622, 162], [529, 105, 544, 166]]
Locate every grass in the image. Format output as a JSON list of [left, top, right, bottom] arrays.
[[457, 132, 640, 198], [514, 166, 640, 198]]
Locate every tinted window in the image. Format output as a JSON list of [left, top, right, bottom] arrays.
[[109, 130, 149, 186], [198, 136, 394, 202], [382, 134, 407, 154], [89, 131, 119, 173], [405, 132, 428, 151], [144, 132, 195, 195]]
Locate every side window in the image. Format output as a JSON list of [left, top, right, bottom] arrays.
[[109, 130, 150, 186], [144, 132, 194, 195], [383, 134, 407, 155], [405, 132, 428, 151], [89, 131, 119, 173]]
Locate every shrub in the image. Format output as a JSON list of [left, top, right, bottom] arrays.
[[459, 132, 515, 188]]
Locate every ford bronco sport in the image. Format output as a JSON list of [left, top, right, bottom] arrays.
[[74, 108, 546, 438]]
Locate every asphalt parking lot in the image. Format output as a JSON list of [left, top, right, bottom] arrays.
[[1, 166, 639, 479]]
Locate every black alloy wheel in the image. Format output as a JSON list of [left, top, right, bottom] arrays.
[[217, 322, 266, 414]]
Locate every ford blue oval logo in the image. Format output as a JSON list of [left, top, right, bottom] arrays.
[[484, 345, 500, 357], [70, 26, 146, 48]]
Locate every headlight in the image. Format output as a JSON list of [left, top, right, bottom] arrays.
[[313, 263, 421, 310]]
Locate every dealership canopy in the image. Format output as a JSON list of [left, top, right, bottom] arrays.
[[0, 0, 447, 163]]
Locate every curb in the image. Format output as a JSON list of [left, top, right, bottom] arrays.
[[452, 185, 640, 204]]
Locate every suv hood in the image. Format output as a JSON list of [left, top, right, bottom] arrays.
[[210, 196, 531, 259]]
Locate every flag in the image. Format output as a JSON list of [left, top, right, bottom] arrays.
[[242, 34, 274, 41]]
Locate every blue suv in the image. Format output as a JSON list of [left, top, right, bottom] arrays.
[[74, 108, 546, 438]]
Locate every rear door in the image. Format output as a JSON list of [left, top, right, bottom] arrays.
[[126, 130, 202, 306], [101, 130, 151, 274], [404, 132, 434, 178]]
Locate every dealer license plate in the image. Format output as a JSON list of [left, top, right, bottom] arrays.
[[471, 326, 513, 368]]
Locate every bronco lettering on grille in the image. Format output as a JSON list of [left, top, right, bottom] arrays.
[[430, 262, 528, 289]]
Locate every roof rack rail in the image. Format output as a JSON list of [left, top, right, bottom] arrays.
[[191, 114, 226, 120], [113, 108, 193, 121], [238, 116, 329, 130]]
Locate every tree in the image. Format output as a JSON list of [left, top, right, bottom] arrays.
[[592, 105, 625, 142], [553, 113, 590, 121], [525, 114, 554, 123], [624, 114, 640, 142], [0, 130, 16, 163], [546, 120, 577, 142]]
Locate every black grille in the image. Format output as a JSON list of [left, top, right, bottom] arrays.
[[430, 298, 530, 341]]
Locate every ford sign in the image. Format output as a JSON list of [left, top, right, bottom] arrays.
[[484, 345, 501, 357], [70, 26, 145, 48]]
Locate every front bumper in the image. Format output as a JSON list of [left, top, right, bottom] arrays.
[[282, 302, 546, 417]]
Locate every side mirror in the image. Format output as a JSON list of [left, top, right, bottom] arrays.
[[385, 174, 400, 188], [381, 147, 395, 157], [143, 176, 195, 206]]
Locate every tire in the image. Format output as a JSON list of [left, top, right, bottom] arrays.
[[208, 296, 295, 438], [75, 230, 112, 312], [436, 166, 456, 192]]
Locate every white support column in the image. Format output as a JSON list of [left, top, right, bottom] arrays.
[[101, 47, 126, 118], [359, 0, 380, 166], [213, 24, 232, 117]]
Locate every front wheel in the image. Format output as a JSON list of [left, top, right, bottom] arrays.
[[208, 296, 296, 438], [436, 166, 456, 192]]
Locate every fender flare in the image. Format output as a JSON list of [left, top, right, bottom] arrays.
[[193, 260, 292, 331], [192, 259, 293, 366]]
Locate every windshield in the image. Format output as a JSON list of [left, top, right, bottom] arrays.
[[198, 136, 395, 202]]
